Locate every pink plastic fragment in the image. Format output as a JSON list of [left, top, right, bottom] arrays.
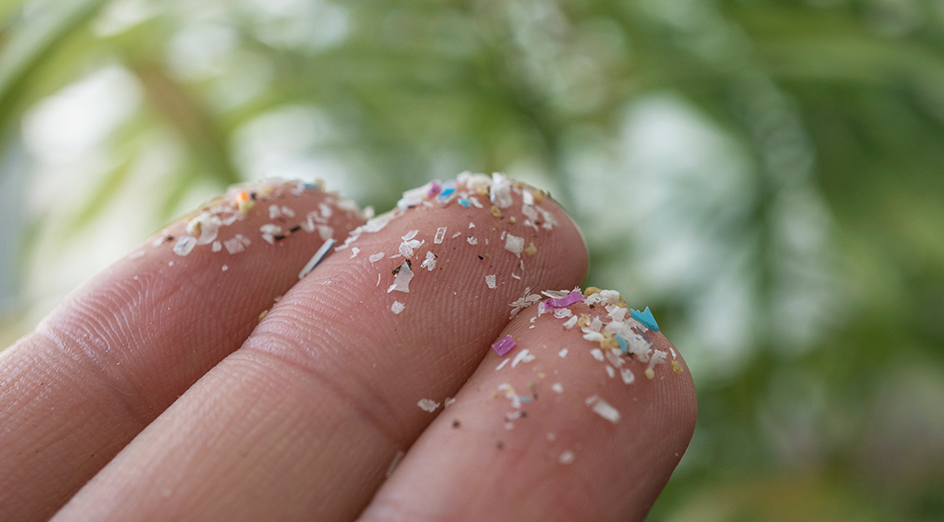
[[492, 335, 516, 357], [545, 289, 584, 309]]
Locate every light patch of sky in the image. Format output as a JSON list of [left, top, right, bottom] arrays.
[[22, 65, 143, 218], [232, 105, 358, 199], [165, 21, 239, 80], [93, 0, 158, 37], [239, 0, 349, 51], [570, 93, 757, 381]]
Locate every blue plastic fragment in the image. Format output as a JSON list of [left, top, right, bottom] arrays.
[[519, 395, 532, 403], [458, 198, 471, 207], [616, 333, 628, 354], [630, 306, 660, 332], [303, 182, 320, 190], [439, 187, 455, 198]]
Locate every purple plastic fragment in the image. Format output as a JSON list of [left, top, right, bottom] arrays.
[[545, 290, 584, 309], [492, 335, 516, 357]]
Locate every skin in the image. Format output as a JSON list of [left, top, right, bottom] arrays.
[[0, 177, 696, 522]]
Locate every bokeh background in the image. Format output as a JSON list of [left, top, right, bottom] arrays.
[[1, 0, 943, 520]]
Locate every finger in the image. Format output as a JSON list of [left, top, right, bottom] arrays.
[[0, 180, 365, 522], [359, 288, 697, 522], [53, 175, 589, 522]]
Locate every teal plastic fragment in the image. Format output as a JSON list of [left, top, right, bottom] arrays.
[[458, 198, 471, 207], [630, 306, 660, 332], [616, 333, 628, 354]]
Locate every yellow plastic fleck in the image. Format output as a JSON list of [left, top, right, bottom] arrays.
[[491, 206, 501, 217], [258, 309, 268, 321], [533, 190, 546, 203], [645, 368, 655, 380], [239, 199, 255, 215], [475, 184, 489, 196], [577, 315, 591, 327], [509, 216, 517, 224], [600, 332, 619, 351], [524, 243, 537, 256], [584, 286, 602, 297], [671, 360, 683, 374]]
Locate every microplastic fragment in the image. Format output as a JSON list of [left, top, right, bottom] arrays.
[[224, 234, 251, 254], [645, 368, 655, 380], [469, 196, 483, 208], [211, 241, 222, 252], [496, 359, 510, 371], [317, 225, 334, 242], [467, 236, 478, 245], [559, 450, 575, 465], [563, 316, 578, 329], [631, 307, 660, 331], [391, 301, 405, 314], [173, 235, 197, 256], [590, 349, 605, 362], [545, 289, 584, 309], [486, 274, 496, 289], [417, 398, 440, 412], [222, 265, 228, 272], [319, 202, 333, 218], [621, 368, 635, 384], [298, 238, 336, 279], [402, 230, 419, 241], [671, 360, 683, 374], [490, 173, 514, 209], [369, 252, 384, 263], [444, 397, 456, 407], [492, 335, 516, 356], [168, 261, 174, 266], [504, 234, 525, 257], [616, 333, 628, 354], [386, 450, 405, 478], [558, 348, 568, 358], [511, 348, 535, 368], [458, 198, 471, 207], [186, 212, 221, 245], [269, 204, 281, 219], [551, 383, 563, 394], [420, 251, 437, 271], [553, 308, 573, 319], [586, 395, 621, 423], [350, 247, 360, 258], [387, 262, 414, 293], [511, 273, 521, 280], [606, 365, 615, 378], [670, 347, 677, 359], [468, 222, 475, 229], [648, 349, 669, 369], [434, 226, 446, 244], [128, 250, 145, 259]]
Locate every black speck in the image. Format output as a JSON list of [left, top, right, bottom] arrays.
[[452, 420, 460, 428], [478, 255, 484, 260], [405, 259, 412, 269], [250, 192, 257, 200], [520, 411, 528, 418], [274, 235, 286, 241], [289, 225, 301, 233]]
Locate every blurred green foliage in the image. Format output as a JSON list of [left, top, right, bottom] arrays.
[[1, 0, 943, 520]]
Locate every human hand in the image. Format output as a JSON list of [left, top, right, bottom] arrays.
[[0, 174, 696, 521]]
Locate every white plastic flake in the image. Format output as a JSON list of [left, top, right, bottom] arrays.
[[485, 274, 496, 289], [420, 251, 437, 271], [586, 395, 620, 424], [387, 262, 415, 293], [504, 234, 525, 257], [490, 172, 514, 209], [391, 301, 405, 314], [173, 235, 197, 256], [417, 398, 440, 412], [434, 227, 446, 244]]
